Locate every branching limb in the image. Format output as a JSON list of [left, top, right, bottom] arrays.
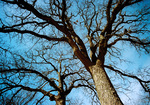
[[1, 0, 66, 34], [42, 57, 58, 72], [104, 65, 150, 93], [1, 82, 55, 100], [1, 0, 91, 69], [107, 35, 150, 53], [0, 68, 60, 91]]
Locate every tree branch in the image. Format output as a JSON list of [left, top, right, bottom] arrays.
[[108, 36, 150, 51], [2, 82, 55, 100], [1, 0, 67, 34], [0, 28, 68, 42], [0, 68, 60, 91], [104, 65, 150, 92]]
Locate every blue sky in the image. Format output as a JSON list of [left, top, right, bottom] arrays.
[[0, 0, 150, 105]]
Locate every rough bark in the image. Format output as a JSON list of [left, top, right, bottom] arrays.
[[90, 63, 123, 105]]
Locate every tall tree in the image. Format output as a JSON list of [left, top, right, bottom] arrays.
[[0, 0, 150, 104]]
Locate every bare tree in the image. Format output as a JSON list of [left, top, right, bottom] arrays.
[[0, 0, 150, 104], [0, 47, 96, 105]]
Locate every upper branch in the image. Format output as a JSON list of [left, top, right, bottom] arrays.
[[62, 0, 67, 24], [106, 0, 112, 22], [1, 0, 91, 68], [0, 27, 68, 42], [1, 0, 66, 34], [101, 0, 143, 35], [104, 65, 150, 92], [105, 0, 112, 34], [108, 36, 150, 53]]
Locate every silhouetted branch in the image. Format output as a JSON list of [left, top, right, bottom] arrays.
[[0, 68, 60, 91], [104, 65, 150, 93]]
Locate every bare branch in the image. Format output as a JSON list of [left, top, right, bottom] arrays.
[[0, 27, 68, 42], [108, 35, 150, 53], [104, 65, 150, 92], [3, 82, 54, 99], [0, 68, 60, 91]]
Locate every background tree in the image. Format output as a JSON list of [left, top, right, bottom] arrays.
[[0, 0, 150, 104], [0, 47, 97, 105]]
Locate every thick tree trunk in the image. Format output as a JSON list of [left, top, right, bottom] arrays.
[[90, 64, 123, 105]]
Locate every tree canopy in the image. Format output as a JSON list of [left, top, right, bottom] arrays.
[[0, 0, 150, 105]]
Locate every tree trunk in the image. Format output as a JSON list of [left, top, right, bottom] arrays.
[[55, 95, 66, 105], [90, 64, 123, 105]]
